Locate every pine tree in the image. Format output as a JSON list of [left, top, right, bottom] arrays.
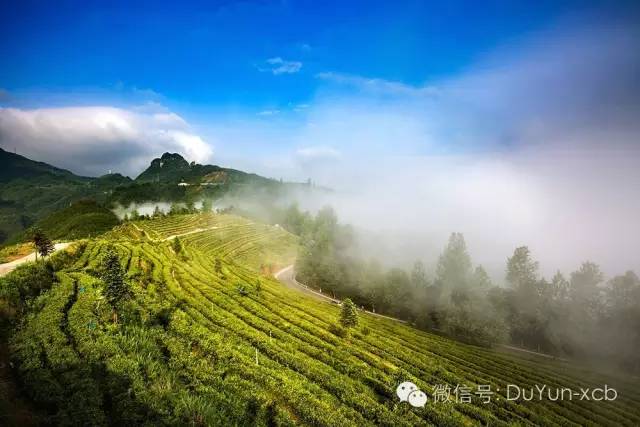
[[340, 298, 359, 328], [101, 248, 130, 322], [171, 237, 183, 254]]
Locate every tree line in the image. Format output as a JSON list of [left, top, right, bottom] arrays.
[[283, 204, 640, 372]]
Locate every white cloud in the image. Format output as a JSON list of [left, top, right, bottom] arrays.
[[215, 20, 640, 279], [164, 130, 211, 163], [0, 106, 213, 176], [261, 57, 302, 75], [296, 146, 341, 162], [293, 103, 309, 112], [257, 109, 280, 116], [316, 72, 439, 97]]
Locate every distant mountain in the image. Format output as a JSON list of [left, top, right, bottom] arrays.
[[95, 172, 133, 187], [0, 149, 287, 244], [135, 152, 275, 186], [0, 147, 88, 183]]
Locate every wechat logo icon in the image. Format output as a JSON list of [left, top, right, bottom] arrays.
[[396, 381, 428, 408]]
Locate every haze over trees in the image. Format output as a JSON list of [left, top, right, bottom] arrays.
[[288, 204, 640, 369]]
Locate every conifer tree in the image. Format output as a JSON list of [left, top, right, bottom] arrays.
[[101, 248, 130, 323], [172, 237, 183, 254], [340, 298, 359, 328]]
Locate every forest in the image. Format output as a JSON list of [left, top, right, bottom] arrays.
[[286, 204, 640, 371]]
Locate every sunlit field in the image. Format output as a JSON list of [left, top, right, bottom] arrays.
[[6, 214, 639, 426]]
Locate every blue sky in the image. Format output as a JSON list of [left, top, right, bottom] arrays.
[[1, 1, 639, 275], [0, 0, 637, 177], [1, 0, 629, 109]]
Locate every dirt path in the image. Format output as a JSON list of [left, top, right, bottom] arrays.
[[498, 344, 569, 362], [0, 243, 71, 277], [163, 226, 219, 241], [274, 264, 408, 324], [131, 222, 219, 242]]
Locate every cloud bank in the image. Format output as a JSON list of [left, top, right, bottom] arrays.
[[0, 106, 213, 176], [259, 19, 640, 279]]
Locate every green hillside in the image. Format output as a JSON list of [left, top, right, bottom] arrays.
[[0, 149, 125, 244], [1, 213, 638, 426], [31, 199, 120, 240], [0, 148, 87, 183]]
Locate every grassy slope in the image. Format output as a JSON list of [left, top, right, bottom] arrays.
[[32, 199, 120, 241], [0, 243, 34, 263], [7, 213, 640, 426]]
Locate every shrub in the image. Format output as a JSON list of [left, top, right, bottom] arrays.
[[329, 323, 348, 338]]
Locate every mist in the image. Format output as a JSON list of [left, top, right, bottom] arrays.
[[234, 18, 640, 282], [287, 149, 640, 283]]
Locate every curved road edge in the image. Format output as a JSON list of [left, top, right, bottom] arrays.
[[274, 263, 575, 361], [0, 242, 72, 277], [274, 264, 407, 324]]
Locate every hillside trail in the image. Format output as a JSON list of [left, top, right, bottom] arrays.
[[274, 264, 407, 324], [163, 226, 219, 241], [0, 243, 71, 277], [131, 222, 219, 242], [274, 264, 572, 362]]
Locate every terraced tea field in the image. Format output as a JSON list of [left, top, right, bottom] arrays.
[[7, 213, 640, 426]]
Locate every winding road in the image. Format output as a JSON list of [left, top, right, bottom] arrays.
[[274, 264, 408, 324], [0, 243, 72, 277], [273, 264, 573, 361]]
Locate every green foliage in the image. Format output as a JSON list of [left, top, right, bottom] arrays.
[[328, 323, 349, 338], [24, 225, 55, 262], [201, 199, 213, 213], [236, 283, 250, 296], [506, 246, 539, 291], [171, 236, 183, 254], [32, 199, 120, 241], [435, 232, 472, 293], [340, 298, 359, 328], [0, 149, 290, 245], [443, 303, 508, 347], [37, 234, 54, 259], [0, 150, 124, 244], [0, 261, 55, 321], [3, 213, 640, 426], [101, 247, 130, 309]]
